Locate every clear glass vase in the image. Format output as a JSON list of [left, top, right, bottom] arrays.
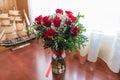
[[52, 52, 66, 74]]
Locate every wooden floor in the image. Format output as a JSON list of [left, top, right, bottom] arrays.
[[0, 40, 120, 80]]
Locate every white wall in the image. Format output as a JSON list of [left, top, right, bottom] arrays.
[[28, 0, 120, 33]]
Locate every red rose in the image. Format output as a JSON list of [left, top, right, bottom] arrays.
[[71, 26, 80, 36], [67, 14, 76, 22], [56, 9, 63, 14], [65, 11, 73, 15], [43, 16, 51, 27], [35, 15, 42, 24], [53, 16, 61, 28], [52, 51, 64, 56], [65, 19, 72, 25], [44, 29, 55, 39]]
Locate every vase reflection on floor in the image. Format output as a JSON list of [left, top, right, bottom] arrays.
[[52, 52, 66, 74]]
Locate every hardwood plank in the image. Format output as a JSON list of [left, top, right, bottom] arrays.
[[0, 0, 4, 12], [0, 0, 17, 12]]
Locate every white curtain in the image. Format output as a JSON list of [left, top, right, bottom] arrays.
[[80, 31, 120, 73], [28, 0, 120, 73]]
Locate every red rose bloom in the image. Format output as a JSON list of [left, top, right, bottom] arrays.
[[67, 14, 76, 22], [53, 51, 64, 56], [56, 9, 63, 14], [71, 26, 80, 36], [65, 19, 72, 25], [65, 11, 73, 15], [53, 16, 61, 28], [42, 16, 51, 27], [35, 15, 42, 24], [44, 29, 55, 39]]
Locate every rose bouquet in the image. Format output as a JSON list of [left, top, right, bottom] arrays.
[[29, 9, 88, 56], [28, 9, 88, 74]]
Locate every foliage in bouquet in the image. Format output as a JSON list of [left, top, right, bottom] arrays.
[[29, 9, 88, 53]]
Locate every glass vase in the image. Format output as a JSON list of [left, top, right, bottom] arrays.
[[52, 51, 66, 74]]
